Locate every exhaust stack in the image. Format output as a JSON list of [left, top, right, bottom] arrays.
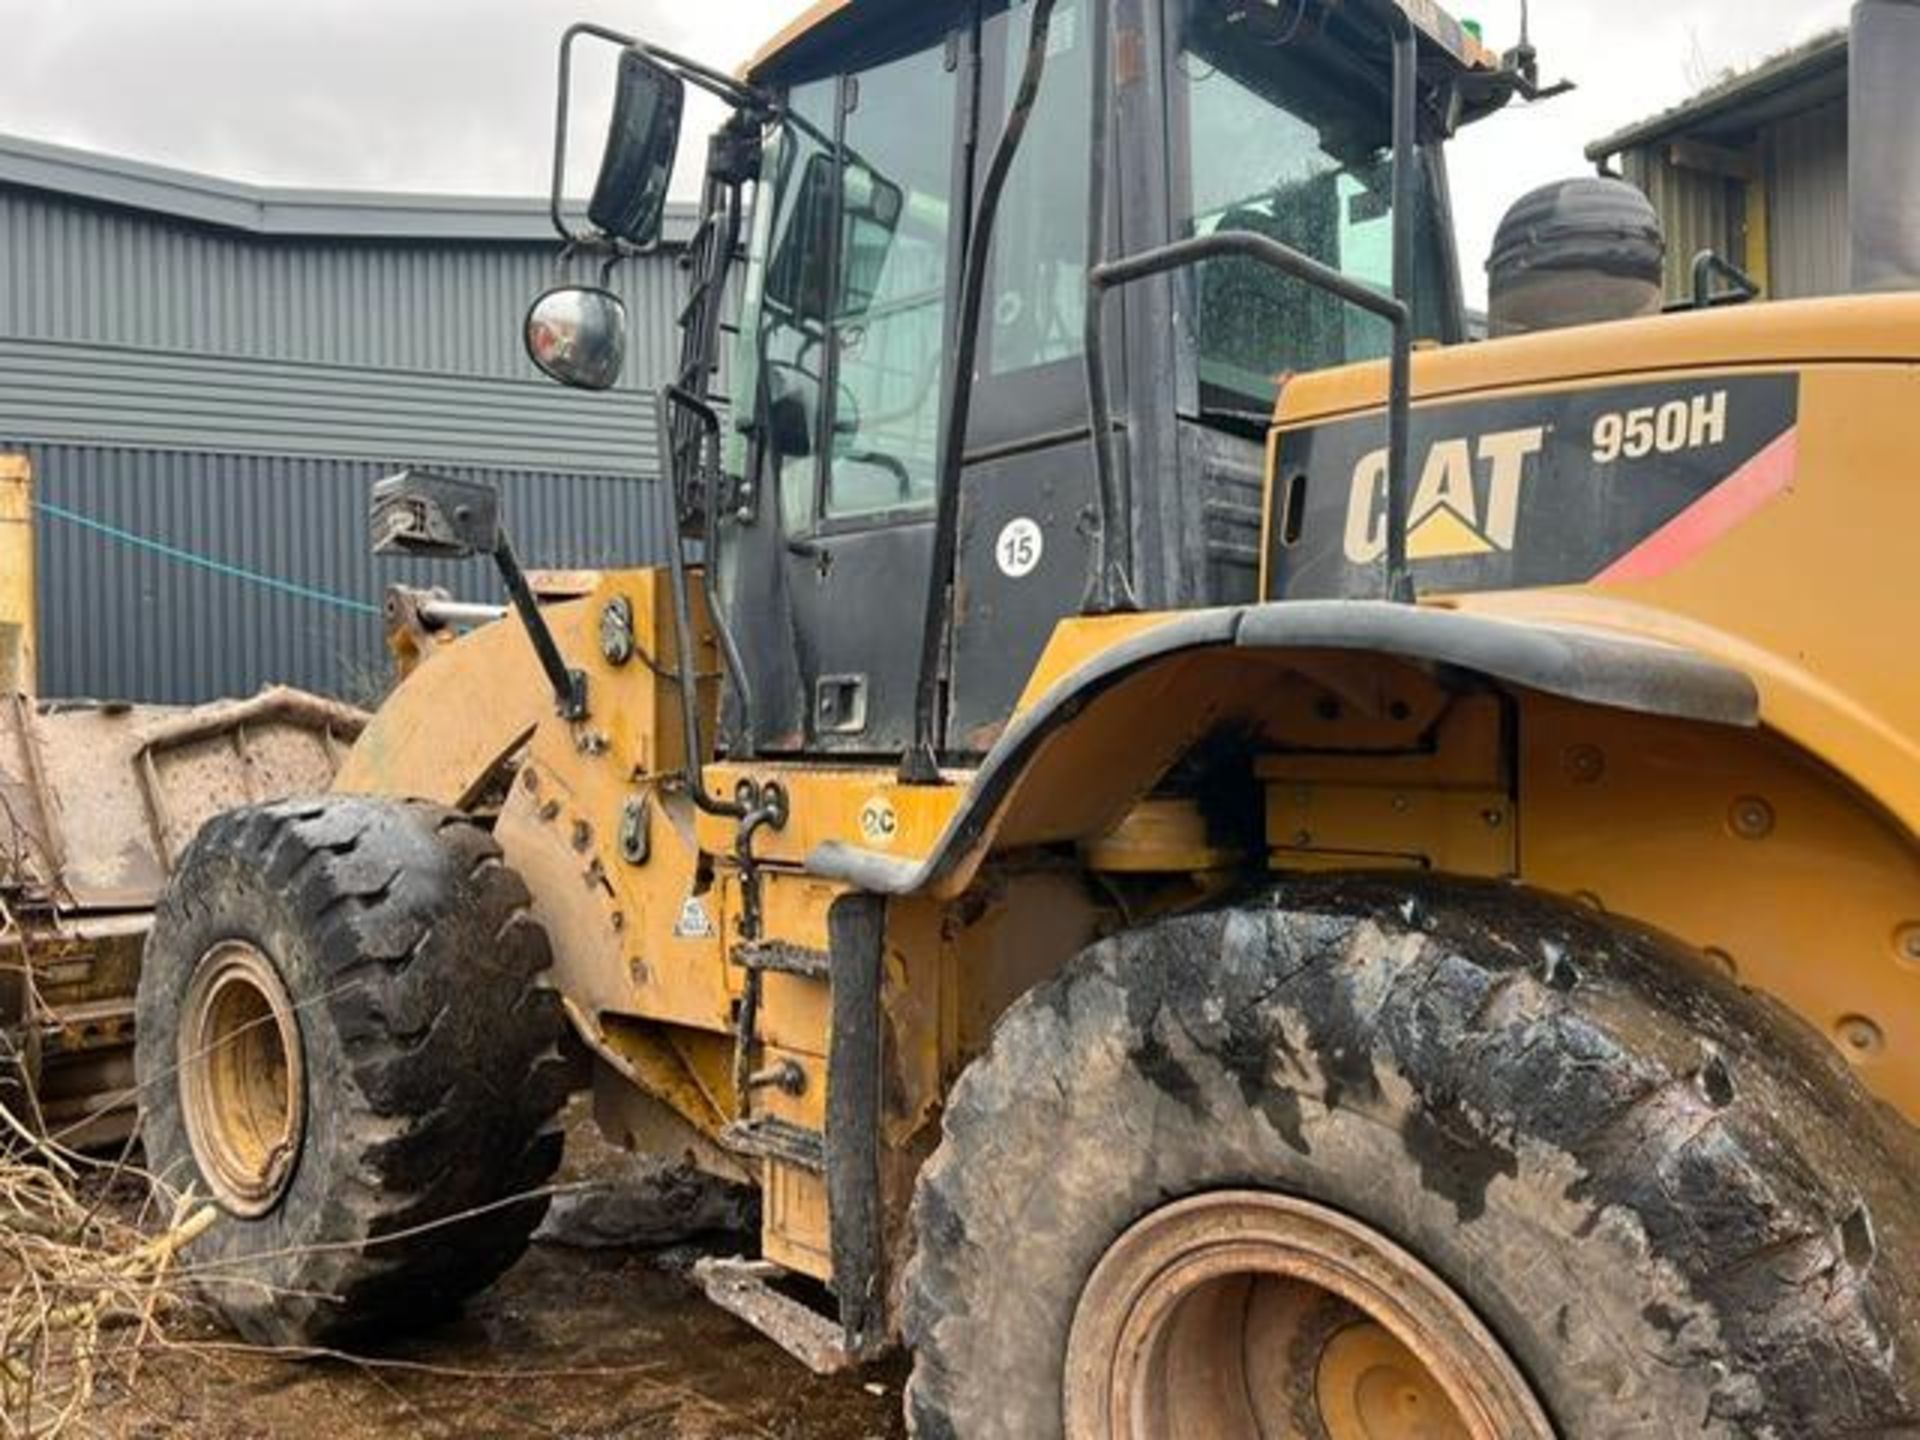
[[1850, 0, 1920, 291]]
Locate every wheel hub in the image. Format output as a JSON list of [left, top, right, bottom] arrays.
[[1317, 1322, 1471, 1440], [179, 940, 306, 1216], [1063, 1191, 1553, 1440]]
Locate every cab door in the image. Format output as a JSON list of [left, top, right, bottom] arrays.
[[946, 0, 1115, 751], [771, 21, 970, 755]]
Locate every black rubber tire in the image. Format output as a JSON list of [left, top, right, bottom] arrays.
[[903, 874, 1920, 1438], [136, 796, 570, 1347]]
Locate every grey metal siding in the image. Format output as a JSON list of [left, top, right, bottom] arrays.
[[0, 142, 703, 705], [1620, 147, 1743, 301], [1767, 99, 1849, 299], [15, 441, 668, 705], [0, 186, 688, 390], [0, 336, 657, 476]]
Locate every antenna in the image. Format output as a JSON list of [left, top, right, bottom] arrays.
[[1504, 0, 1575, 102]]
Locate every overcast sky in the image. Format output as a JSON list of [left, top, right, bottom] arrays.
[[1, 1, 1847, 305]]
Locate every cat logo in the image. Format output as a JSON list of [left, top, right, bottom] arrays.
[[1344, 426, 1546, 564]]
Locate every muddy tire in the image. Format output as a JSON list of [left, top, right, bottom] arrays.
[[136, 796, 570, 1347], [903, 874, 1920, 1438]]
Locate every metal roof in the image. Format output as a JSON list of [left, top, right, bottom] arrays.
[[746, 0, 1501, 84], [1586, 30, 1847, 161], [0, 131, 698, 244]]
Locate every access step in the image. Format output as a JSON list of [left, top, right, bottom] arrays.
[[693, 1256, 857, 1375]]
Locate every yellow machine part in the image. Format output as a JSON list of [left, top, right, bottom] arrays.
[[1, 455, 34, 695], [333, 296, 1920, 1298]]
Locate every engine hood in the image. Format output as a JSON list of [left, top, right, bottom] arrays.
[[1273, 292, 1920, 432]]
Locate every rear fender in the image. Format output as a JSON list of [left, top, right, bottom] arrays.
[[808, 600, 1759, 897]]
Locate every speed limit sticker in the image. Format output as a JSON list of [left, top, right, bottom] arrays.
[[996, 517, 1044, 578]]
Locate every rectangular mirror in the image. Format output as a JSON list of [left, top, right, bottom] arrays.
[[765, 151, 906, 325], [588, 49, 685, 247]]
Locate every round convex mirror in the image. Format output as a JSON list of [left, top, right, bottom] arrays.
[[524, 286, 628, 391]]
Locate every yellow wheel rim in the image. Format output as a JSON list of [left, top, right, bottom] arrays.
[[179, 940, 305, 1217], [1063, 1191, 1554, 1440]]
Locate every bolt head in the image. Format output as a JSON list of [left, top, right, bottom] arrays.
[[1897, 924, 1920, 966], [1728, 795, 1775, 840], [1836, 1014, 1886, 1059], [1563, 744, 1605, 784]]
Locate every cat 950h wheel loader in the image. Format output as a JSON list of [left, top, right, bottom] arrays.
[[138, 0, 1920, 1433]]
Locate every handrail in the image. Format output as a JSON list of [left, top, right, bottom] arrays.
[[1691, 249, 1761, 309], [659, 386, 749, 818], [1080, 0, 1421, 610], [900, 0, 1063, 784]]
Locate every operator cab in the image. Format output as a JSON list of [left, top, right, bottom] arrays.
[[724, 0, 1500, 759], [528, 0, 1528, 763]]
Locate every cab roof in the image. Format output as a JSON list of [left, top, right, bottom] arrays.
[[745, 0, 1503, 87]]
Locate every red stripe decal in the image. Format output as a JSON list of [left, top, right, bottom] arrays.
[[1596, 426, 1798, 584]]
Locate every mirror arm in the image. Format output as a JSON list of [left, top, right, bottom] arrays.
[[491, 526, 590, 721]]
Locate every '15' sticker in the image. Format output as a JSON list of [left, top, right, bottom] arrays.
[[996, 517, 1044, 578]]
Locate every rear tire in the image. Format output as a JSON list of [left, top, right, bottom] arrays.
[[136, 796, 570, 1346], [903, 874, 1920, 1438]]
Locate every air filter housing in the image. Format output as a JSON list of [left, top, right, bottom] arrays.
[[1487, 178, 1666, 337]]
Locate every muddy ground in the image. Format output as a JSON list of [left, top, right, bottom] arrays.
[[76, 1107, 909, 1439]]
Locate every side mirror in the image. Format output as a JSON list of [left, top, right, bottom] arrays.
[[588, 49, 684, 248], [524, 285, 628, 390], [370, 471, 501, 559], [765, 151, 906, 324]]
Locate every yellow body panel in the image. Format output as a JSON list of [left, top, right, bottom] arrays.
[[743, 0, 850, 81], [0, 455, 35, 694], [1271, 302, 1920, 842], [698, 762, 961, 871]]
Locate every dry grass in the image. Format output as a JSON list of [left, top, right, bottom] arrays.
[[0, 1122, 214, 1439], [1, 884, 214, 1437]]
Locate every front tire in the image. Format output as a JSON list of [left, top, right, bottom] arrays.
[[136, 797, 570, 1346], [903, 874, 1920, 1438]]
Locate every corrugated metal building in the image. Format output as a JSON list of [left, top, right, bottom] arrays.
[[1586, 32, 1847, 303], [0, 133, 689, 703]]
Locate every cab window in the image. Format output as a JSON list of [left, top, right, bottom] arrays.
[[1173, 0, 1452, 412], [822, 40, 959, 520]]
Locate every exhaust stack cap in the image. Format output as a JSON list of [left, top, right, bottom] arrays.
[[1851, 0, 1920, 293]]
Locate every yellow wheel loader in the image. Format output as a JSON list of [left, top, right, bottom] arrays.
[[137, 0, 1920, 1433]]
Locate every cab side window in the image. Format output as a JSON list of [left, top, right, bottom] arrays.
[[821, 44, 960, 520]]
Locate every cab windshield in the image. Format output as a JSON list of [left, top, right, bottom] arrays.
[[727, 0, 1460, 521]]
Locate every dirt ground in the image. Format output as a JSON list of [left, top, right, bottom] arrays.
[[73, 1107, 910, 1440], [82, 1244, 908, 1440]]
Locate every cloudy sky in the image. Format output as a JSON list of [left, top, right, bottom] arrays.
[[1, 0, 1847, 303]]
